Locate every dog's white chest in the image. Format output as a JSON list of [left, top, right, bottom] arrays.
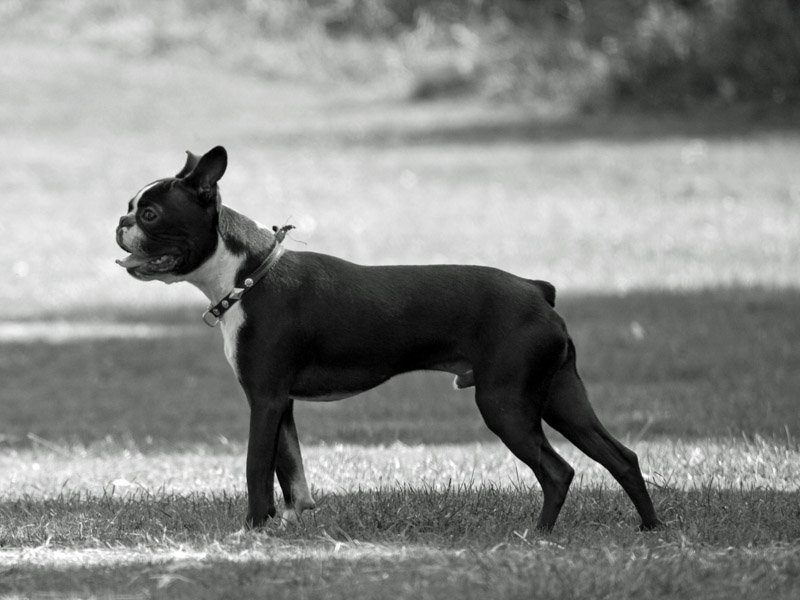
[[182, 234, 248, 377], [220, 303, 245, 377]]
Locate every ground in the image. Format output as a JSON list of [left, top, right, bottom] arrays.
[[1, 19, 800, 600]]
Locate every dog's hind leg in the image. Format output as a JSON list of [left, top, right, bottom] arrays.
[[275, 401, 316, 523], [474, 368, 575, 532], [542, 339, 663, 530]]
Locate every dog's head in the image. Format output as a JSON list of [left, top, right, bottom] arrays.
[[115, 146, 227, 282]]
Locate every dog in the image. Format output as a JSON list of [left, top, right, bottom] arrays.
[[115, 146, 663, 532]]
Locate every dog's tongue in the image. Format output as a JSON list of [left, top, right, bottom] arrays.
[[116, 254, 150, 268]]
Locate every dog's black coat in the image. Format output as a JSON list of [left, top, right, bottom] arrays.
[[116, 146, 663, 532]]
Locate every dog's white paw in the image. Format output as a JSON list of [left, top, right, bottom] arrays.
[[278, 509, 300, 528]]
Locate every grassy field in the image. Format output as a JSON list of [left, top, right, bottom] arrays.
[[2, 8, 800, 600], [2, 439, 800, 598]]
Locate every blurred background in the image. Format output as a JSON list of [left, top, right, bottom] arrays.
[[1, 0, 799, 447]]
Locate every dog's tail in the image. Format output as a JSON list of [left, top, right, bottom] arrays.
[[527, 279, 556, 307]]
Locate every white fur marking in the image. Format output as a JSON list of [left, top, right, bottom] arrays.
[[184, 234, 244, 302], [119, 223, 143, 251], [220, 303, 244, 377], [130, 180, 160, 213], [279, 509, 300, 526], [120, 181, 162, 252], [183, 235, 247, 378]]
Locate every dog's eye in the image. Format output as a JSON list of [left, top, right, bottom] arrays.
[[140, 208, 158, 223]]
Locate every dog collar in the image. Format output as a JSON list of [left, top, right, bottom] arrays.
[[202, 225, 294, 327]]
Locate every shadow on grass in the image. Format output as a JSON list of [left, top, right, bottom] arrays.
[[1, 286, 798, 447], [4, 544, 800, 600]]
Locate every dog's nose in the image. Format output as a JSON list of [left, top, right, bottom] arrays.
[[118, 215, 135, 229]]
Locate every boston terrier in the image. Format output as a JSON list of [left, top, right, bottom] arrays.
[[115, 146, 662, 532]]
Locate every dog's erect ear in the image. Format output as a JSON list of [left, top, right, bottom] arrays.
[[182, 146, 228, 205], [175, 151, 202, 178]]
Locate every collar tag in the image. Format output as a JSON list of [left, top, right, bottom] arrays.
[[202, 308, 221, 327]]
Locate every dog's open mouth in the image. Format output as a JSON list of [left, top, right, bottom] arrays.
[[116, 253, 179, 274]]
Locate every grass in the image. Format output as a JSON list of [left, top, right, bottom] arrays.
[[2, 440, 800, 598], [4, 544, 799, 600], [2, 6, 800, 600]]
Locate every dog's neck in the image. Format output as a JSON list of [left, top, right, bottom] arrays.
[[185, 205, 277, 305]]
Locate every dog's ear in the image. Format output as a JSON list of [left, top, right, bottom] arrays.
[[175, 151, 202, 178], [182, 146, 228, 205]]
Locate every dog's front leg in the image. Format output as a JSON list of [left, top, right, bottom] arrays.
[[276, 401, 316, 523], [245, 393, 291, 528]]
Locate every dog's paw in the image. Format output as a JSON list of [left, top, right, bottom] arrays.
[[245, 508, 275, 530], [639, 518, 666, 532], [278, 509, 300, 528], [278, 498, 316, 528]]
